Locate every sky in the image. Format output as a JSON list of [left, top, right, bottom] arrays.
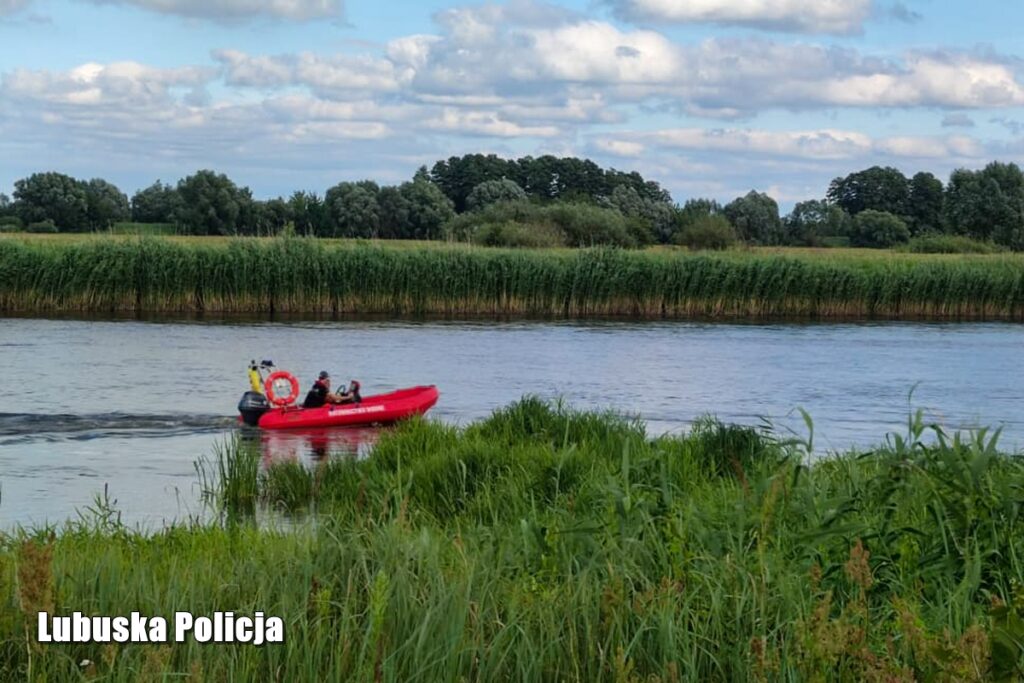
[[3, 0, 1024, 209]]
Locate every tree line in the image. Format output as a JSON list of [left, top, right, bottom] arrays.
[[2, 155, 1024, 250]]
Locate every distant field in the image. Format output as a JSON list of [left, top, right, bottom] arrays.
[[2, 231, 1020, 262], [108, 221, 179, 235]]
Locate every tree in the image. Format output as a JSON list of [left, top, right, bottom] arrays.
[[400, 178, 455, 240], [288, 191, 327, 236], [607, 185, 675, 243], [324, 181, 381, 238], [827, 166, 910, 218], [132, 181, 182, 224], [84, 178, 130, 230], [945, 162, 1024, 248], [431, 154, 518, 211], [0, 193, 10, 215], [674, 214, 738, 250], [906, 172, 944, 235], [851, 210, 910, 248], [465, 179, 527, 211], [175, 170, 251, 235], [13, 172, 89, 230], [724, 191, 784, 245], [785, 200, 851, 246], [377, 186, 412, 239]]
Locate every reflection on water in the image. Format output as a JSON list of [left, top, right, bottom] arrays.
[[2, 316, 1023, 528], [245, 426, 381, 466]]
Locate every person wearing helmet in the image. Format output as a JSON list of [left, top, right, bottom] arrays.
[[302, 371, 355, 409]]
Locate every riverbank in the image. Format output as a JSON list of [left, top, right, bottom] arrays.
[[2, 399, 1022, 680], [2, 235, 1024, 319]]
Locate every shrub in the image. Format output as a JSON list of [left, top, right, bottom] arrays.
[[25, 219, 58, 234], [474, 221, 566, 248], [0, 215, 23, 229], [466, 179, 528, 211], [819, 236, 852, 248], [674, 214, 739, 250], [901, 234, 1007, 254], [851, 210, 910, 248], [446, 200, 640, 248]]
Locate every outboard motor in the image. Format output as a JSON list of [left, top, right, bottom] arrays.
[[238, 391, 270, 427]]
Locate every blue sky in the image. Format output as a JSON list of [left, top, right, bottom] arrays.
[[3, 0, 1024, 209]]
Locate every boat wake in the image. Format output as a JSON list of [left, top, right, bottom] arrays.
[[0, 412, 237, 445]]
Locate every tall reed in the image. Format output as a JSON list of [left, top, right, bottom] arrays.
[[3, 399, 1024, 680], [2, 237, 1023, 319]]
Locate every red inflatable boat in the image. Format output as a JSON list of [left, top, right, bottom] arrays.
[[247, 385, 439, 430]]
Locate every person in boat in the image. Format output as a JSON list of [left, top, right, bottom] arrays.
[[302, 371, 357, 408]]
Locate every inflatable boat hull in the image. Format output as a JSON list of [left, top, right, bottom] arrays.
[[256, 385, 439, 430]]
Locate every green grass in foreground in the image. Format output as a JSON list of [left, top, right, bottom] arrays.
[[2, 235, 1024, 319], [3, 398, 1024, 681]]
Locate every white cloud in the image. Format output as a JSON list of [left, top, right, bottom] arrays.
[[597, 127, 987, 162], [86, 0, 342, 21], [373, 8, 1024, 116], [608, 0, 872, 35], [423, 108, 561, 137], [214, 49, 405, 93]]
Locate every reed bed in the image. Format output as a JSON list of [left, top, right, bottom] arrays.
[[2, 236, 1024, 319], [3, 398, 1024, 680]]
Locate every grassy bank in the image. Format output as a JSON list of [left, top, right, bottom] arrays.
[[2, 235, 1024, 319], [2, 399, 1024, 680]]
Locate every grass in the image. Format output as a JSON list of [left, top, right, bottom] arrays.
[[108, 222, 179, 236], [2, 398, 1024, 680], [2, 235, 1024, 319]]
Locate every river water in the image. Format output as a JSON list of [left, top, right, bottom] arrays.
[[1, 317, 1022, 529]]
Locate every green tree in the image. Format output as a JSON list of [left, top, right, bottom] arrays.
[[431, 154, 518, 211], [785, 200, 851, 245], [0, 193, 10, 215], [175, 170, 252, 235], [724, 191, 784, 245], [131, 181, 182, 224], [608, 185, 676, 243], [377, 186, 412, 239], [674, 214, 738, 250], [945, 162, 1024, 248], [288, 191, 327, 236], [466, 179, 528, 211], [907, 172, 945, 235], [400, 178, 455, 239], [84, 178, 130, 230], [827, 166, 910, 218], [851, 210, 910, 248], [324, 181, 381, 238], [675, 198, 722, 233], [13, 172, 89, 230]]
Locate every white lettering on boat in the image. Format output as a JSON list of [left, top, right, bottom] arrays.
[[328, 405, 386, 416]]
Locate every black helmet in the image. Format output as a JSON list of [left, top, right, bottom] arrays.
[[318, 370, 330, 380]]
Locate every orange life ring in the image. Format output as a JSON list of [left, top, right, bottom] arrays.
[[265, 371, 300, 406]]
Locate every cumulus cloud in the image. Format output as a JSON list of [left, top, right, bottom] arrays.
[[213, 49, 405, 93], [595, 127, 986, 161], [86, 0, 343, 21], [607, 0, 873, 35], [373, 7, 1024, 116]]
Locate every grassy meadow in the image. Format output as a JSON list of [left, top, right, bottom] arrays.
[[2, 234, 1024, 319], [2, 398, 1024, 681]]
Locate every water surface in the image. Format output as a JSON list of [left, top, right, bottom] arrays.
[[1, 317, 1021, 528]]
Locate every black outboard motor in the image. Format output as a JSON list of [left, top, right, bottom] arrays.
[[238, 391, 270, 427]]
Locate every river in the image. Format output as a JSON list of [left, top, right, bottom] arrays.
[[1, 317, 1021, 529]]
